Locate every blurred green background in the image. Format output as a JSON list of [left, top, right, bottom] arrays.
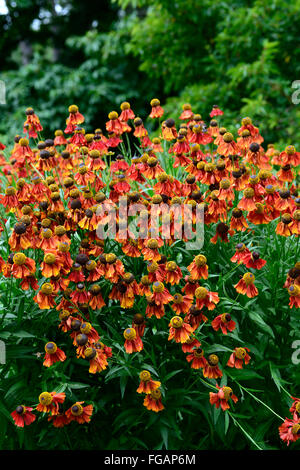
[[1, 0, 300, 146]]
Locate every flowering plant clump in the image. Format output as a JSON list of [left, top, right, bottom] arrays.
[[0, 101, 299, 450]]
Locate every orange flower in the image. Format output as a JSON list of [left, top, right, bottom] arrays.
[[203, 354, 223, 379], [276, 213, 294, 237], [65, 104, 84, 134], [36, 391, 66, 415], [65, 402, 93, 424], [217, 132, 238, 157], [210, 222, 234, 244], [168, 316, 194, 343], [48, 413, 69, 428], [209, 385, 238, 411], [136, 370, 161, 394], [288, 284, 300, 308], [161, 118, 177, 141], [179, 103, 193, 120], [186, 347, 207, 369], [165, 261, 182, 285], [43, 342, 66, 367], [143, 389, 164, 412], [230, 208, 249, 232], [237, 187, 257, 212], [40, 252, 63, 278], [84, 347, 109, 374], [194, 286, 219, 310], [181, 336, 201, 353], [227, 347, 251, 369], [171, 293, 193, 315], [33, 283, 56, 309], [132, 313, 146, 337], [151, 281, 173, 305], [123, 327, 143, 353], [184, 304, 208, 329], [11, 252, 36, 278], [119, 101, 135, 121], [211, 313, 236, 335], [187, 255, 208, 280], [234, 272, 258, 298], [149, 98, 164, 118]]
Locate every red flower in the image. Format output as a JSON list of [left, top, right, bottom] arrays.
[[136, 370, 161, 394], [65, 105, 84, 134], [234, 272, 258, 298], [211, 313, 236, 335], [48, 413, 69, 428], [203, 354, 223, 379], [288, 284, 300, 308], [65, 402, 93, 424], [11, 405, 36, 427], [209, 385, 238, 411], [36, 391, 66, 415], [149, 99, 164, 118], [230, 243, 251, 264], [227, 347, 251, 369], [194, 286, 219, 310], [168, 316, 194, 343], [243, 251, 266, 270], [186, 347, 207, 369], [43, 342, 66, 367], [123, 327, 143, 353], [143, 389, 164, 412], [279, 417, 300, 445], [210, 105, 224, 117], [187, 255, 209, 280], [290, 397, 300, 419]]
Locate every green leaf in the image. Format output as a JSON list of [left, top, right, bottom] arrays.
[[248, 311, 275, 338]]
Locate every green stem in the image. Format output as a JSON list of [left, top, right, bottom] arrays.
[[235, 381, 284, 421], [227, 411, 263, 450]]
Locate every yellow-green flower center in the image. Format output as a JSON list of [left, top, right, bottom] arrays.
[[39, 392, 53, 406]]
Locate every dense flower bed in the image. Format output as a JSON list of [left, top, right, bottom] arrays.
[[0, 100, 299, 449]]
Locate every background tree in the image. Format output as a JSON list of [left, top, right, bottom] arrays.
[[1, 0, 300, 145]]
